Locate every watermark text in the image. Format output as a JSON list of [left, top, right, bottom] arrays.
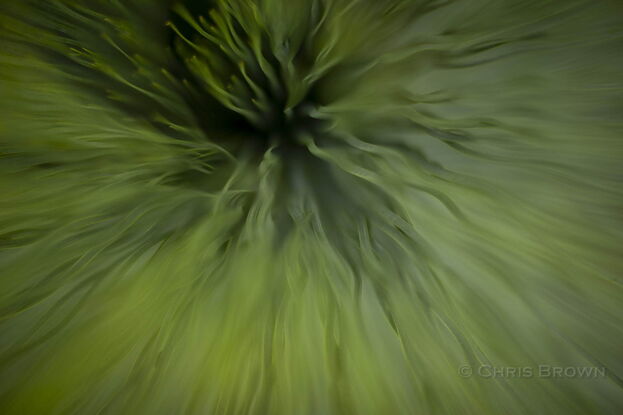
[[458, 365, 606, 379]]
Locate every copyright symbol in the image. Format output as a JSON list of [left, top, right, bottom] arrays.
[[459, 365, 473, 378]]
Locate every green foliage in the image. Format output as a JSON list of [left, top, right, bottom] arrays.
[[1, 0, 622, 414]]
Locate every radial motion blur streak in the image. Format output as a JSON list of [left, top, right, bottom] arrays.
[[0, 0, 622, 414]]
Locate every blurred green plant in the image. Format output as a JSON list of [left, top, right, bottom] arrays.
[[0, 0, 622, 414]]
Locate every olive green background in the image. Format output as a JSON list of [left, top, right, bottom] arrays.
[[0, 1, 622, 414]]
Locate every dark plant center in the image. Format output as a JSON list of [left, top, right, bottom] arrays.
[[169, 1, 328, 154]]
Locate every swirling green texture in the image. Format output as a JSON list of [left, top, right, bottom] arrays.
[[1, 1, 622, 414]]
